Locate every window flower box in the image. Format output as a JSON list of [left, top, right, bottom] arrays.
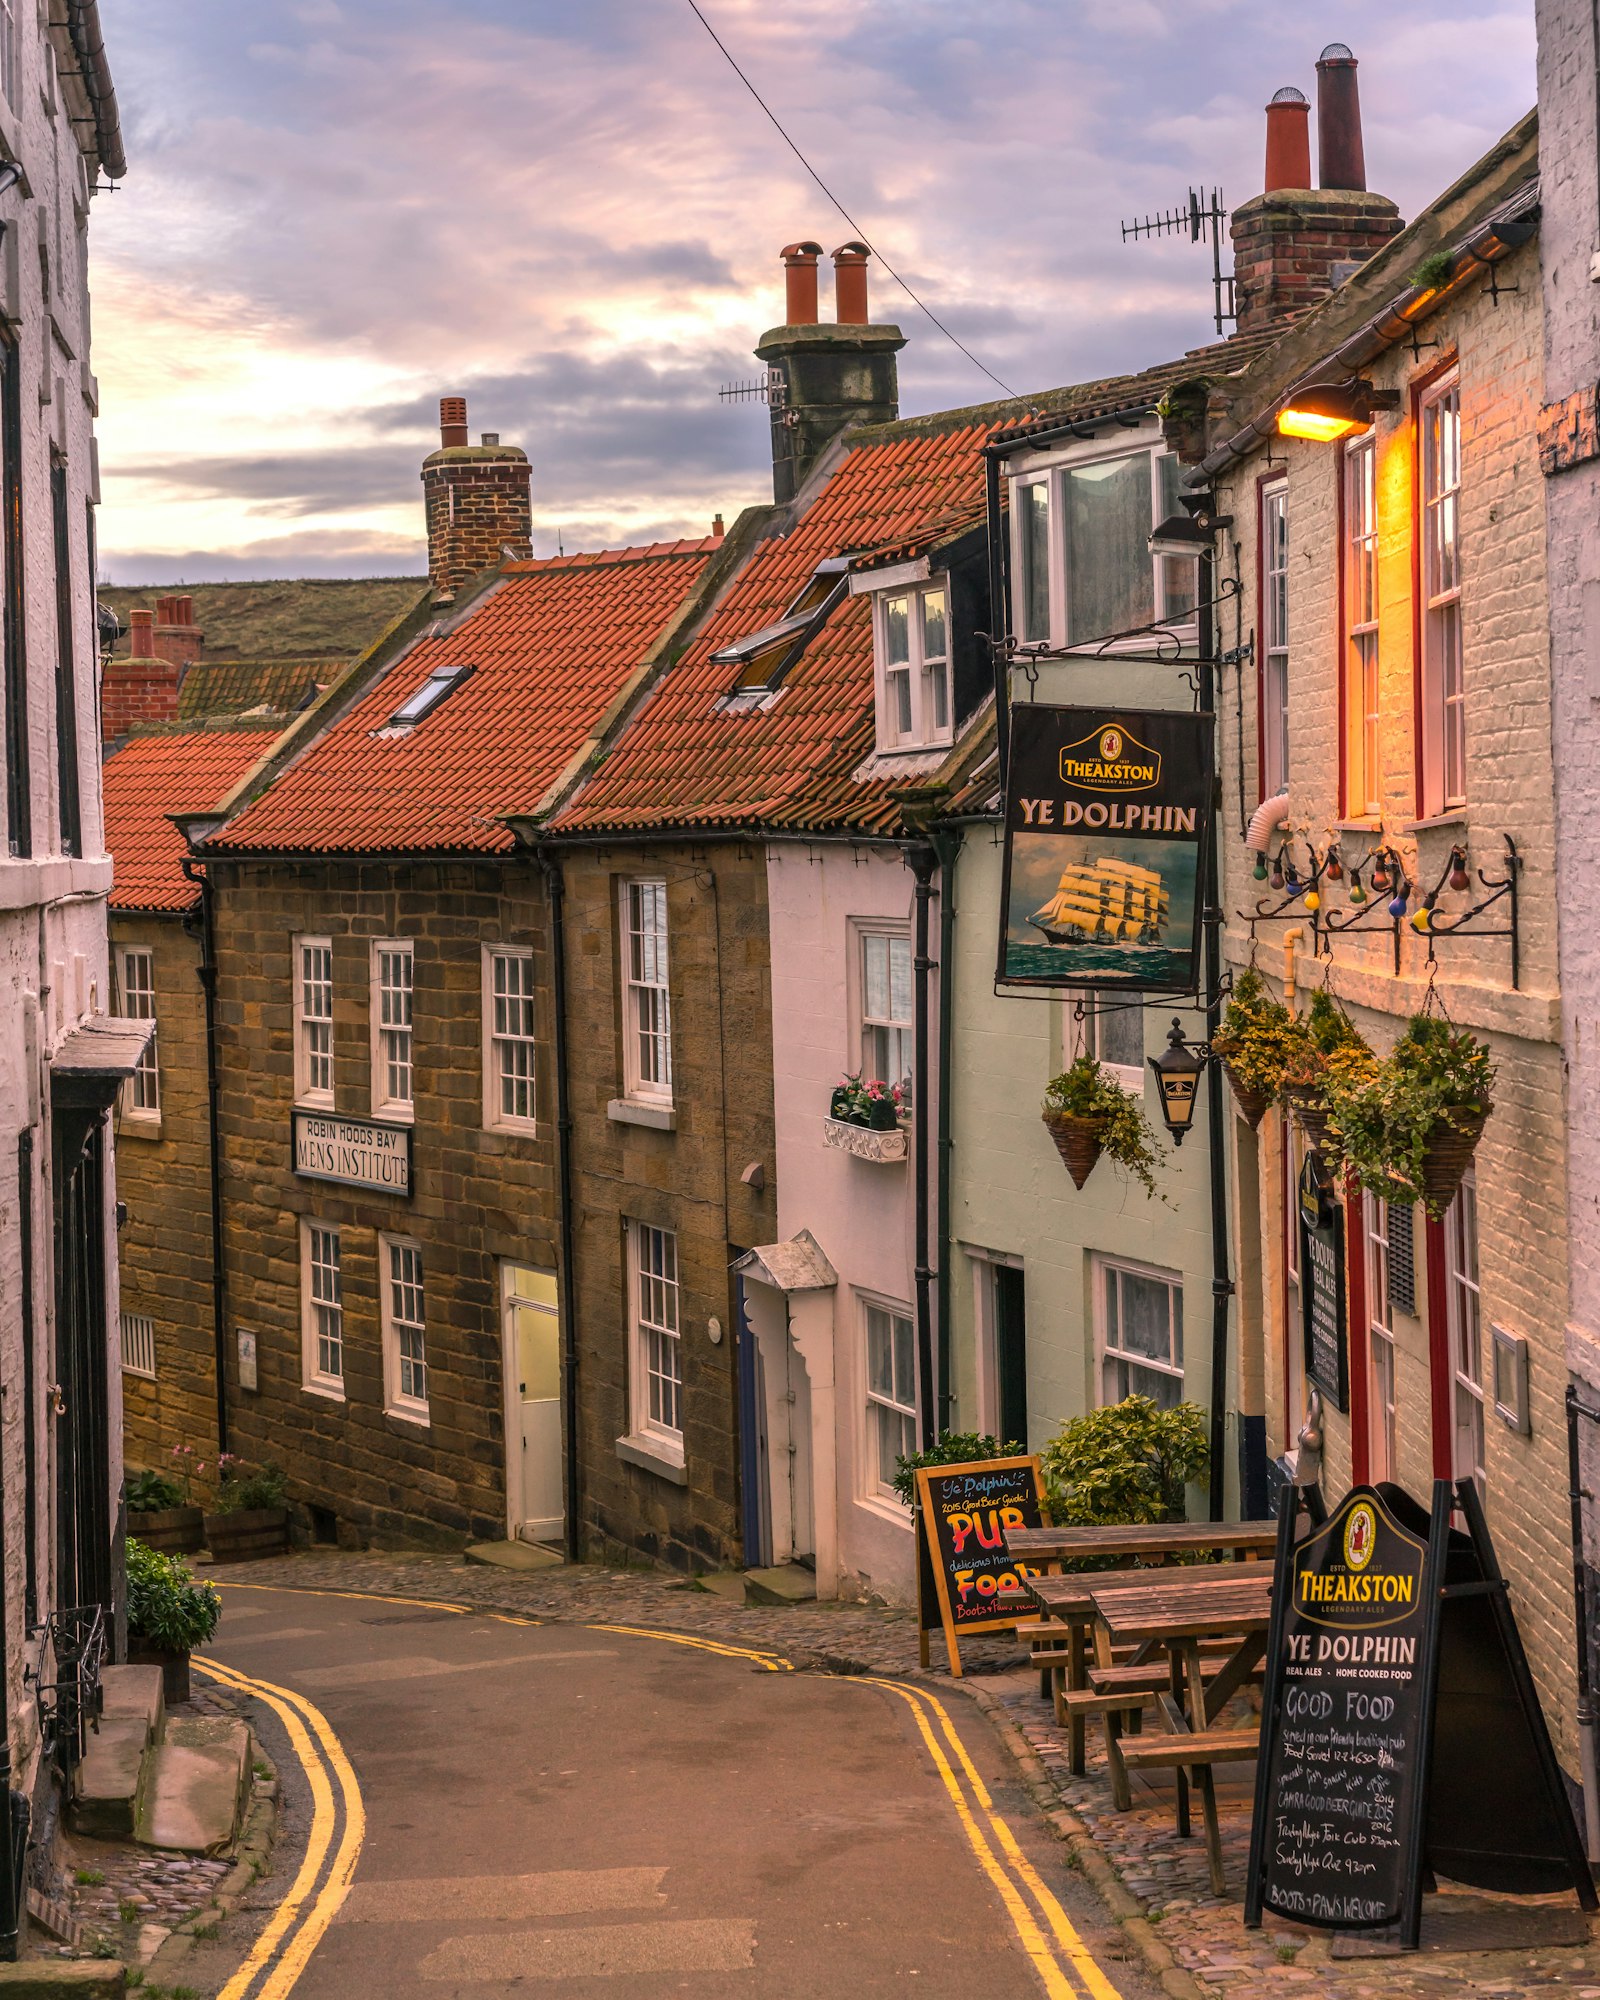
[[824, 1115, 908, 1164]]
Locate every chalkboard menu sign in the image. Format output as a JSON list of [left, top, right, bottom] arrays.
[[915, 1457, 1047, 1676], [1298, 1156, 1348, 1413]]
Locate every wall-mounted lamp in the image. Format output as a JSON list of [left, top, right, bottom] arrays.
[[1148, 512, 1216, 559], [1149, 1018, 1209, 1145], [1277, 378, 1400, 443]]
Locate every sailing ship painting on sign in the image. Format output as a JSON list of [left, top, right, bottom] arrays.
[[998, 706, 1214, 991]]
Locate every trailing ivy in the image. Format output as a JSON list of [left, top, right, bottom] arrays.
[[1042, 1054, 1166, 1202], [1322, 1013, 1495, 1216]]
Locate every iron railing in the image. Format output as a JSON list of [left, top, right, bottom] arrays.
[[24, 1602, 106, 1780]]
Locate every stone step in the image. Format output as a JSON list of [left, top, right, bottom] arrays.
[[135, 1716, 251, 1854], [69, 1665, 165, 1840], [742, 1564, 817, 1608], [464, 1539, 564, 1572], [694, 1572, 750, 1606], [0, 1965, 126, 1994]]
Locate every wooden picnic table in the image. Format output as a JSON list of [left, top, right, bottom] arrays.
[[1004, 1521, 1278, 1565], [1089, 1569, 1274, 1894]]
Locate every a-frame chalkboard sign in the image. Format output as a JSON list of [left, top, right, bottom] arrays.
[[1246, 1477, 1596, 1948], [914, 1457, 1048, 1676]]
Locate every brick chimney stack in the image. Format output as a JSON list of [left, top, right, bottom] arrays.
[[153, 593, 203, 672], [1230, 45, 1402, 336], [754, 241, 906, 506], [101, 600, 188, 741], [421, 396, 533, 601]]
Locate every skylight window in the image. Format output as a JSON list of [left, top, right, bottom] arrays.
[[384, 663, 474, 732]]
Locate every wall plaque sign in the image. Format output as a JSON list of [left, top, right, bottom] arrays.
[[291, 1110, 412, 1197], [1299, 1156, 1348, 1412], [997, 704, 1214, 992]]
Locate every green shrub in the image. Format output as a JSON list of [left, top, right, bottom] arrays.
[[1039, 1396, 1209, 1534], [126, 1469, 185, 1514], [213, 1460, 288, 1515], [892, 1431, 1026, 1511], [126, 1539, 221, 1652]]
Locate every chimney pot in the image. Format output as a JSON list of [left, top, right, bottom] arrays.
[[832, 241, 871, 325], [712, 512, 725, 539], [480, 432, 500, 447], [439, 395, 469, 449], [1316, 44, 1367, 192], [1263, 86, 1311, 193], [780, 241, 823, 326], [129, 607, 154, 656]]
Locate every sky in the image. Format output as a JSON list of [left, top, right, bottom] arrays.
[[92, 0, 1537, 583]]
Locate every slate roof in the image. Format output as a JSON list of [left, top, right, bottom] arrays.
[[210, 540, 721, 857], [104, 727, 281, 912]]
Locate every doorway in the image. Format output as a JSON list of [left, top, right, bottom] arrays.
[[975, 1254, 1029, 1448], [502, 1264, 563, 1545]]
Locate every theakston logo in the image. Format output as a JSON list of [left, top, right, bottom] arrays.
[[1344, 1503, 1376, 1572], [1058, 724, 1162, 792]]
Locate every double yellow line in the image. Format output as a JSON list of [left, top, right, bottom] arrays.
[[195, 1655, 366, 2000]]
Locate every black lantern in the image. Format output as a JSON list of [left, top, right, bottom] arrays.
[[1149, 1017, 1208, 1145]]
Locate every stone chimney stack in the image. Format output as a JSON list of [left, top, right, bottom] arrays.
[[101, 602, 185, 741], [421, 396, 533, 601], [1230, 45, 1402, 336], [755, 241, 906, 506]]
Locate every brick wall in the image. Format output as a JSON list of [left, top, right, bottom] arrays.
[[1230, 188, 1403, 335], [210, 856, 556, 1548], [1213, 239, 1584, 1759], [560, 841, 777, 1572], [421, 445, 533, 599], [112, 911, 220, 1485]]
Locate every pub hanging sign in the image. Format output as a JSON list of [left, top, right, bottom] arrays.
[[997, 704, 1214, 992]]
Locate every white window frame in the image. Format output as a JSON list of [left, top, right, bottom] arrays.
[[1093, 1254, 1184, 1407], [1261, 478, 1289, 800], [1343, 432, 1380, 817], [293, 935, 334, 1109], [1419, 373, 1465, 814], [620, 881, 672, 1103], [483, 944, 537, 1134], [0, 0, 17, 114], [855, 922, 913, 1109], [871, 577, 953, 752], [1365, 1199, 1397, 1482], [299, 1218, 345, 1400], [862, 1294, 918, 1500], [119, 1312, 156, 1381], [1008, 433, 1196, 655], [379, 1232, 429, 1424], [627, 1221, 683, 1456], [1079, 992, 1145, 1094], [1447, 1171, 1485, 1493], [370, 938, 414, 1122], [118, 947, 159, 1120]]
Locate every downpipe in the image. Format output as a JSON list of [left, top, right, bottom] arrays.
[[181, 857, 229, 1459], [1566, 1384, 1600, 1862], [933, 827, 961, 1435], [911, 845, 937, 1451], [536, 847, 583, 1564]]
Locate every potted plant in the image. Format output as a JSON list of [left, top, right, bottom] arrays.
[[1039, 1396, 1210, 1565], [824, 1074, 908, 1161], [125, 1538, 221, 1704], [1323, 1012, 1495, 1218], [1040, 1056, 1164, 1198], [1210, 968, 1300, 1126], [205, 1459, 290, 1563], [890, 1431, 1028, 1513], [126, 1466, 205, 1556], [1279, 989, 1375, 1153]]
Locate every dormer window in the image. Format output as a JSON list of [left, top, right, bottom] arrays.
[[874, 581, 951, 751], [712, 559, 850, 699], [380, 662, 474, 735]]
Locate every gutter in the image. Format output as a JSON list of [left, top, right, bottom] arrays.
[[1197, 180, 1540, 484], [61, 2, 125, 179]]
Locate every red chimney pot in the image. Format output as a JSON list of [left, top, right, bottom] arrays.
[[832, 241, 870, 326], [1263, 86, 1311, 193], [439, 395, 469, 449], [1317, 44, 1367, 192], [780, 241, 822, 326]]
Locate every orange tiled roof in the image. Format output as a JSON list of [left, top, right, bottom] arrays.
[[210, 540, 720, 856], [104, 727, 280, 912]]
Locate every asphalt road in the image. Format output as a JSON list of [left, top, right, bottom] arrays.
[[186, 1582, 1153, 2000]]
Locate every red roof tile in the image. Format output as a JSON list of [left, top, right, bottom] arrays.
[[211, 541, 720, 856], [104, 728, 280, 912]]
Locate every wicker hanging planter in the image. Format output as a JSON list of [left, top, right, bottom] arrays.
[[1418, 1106, 1489, 1215], [1222, 1063, 1273, 1131], [1042, 1108, 1106, 1189], [1284, 1085, 1334, 1154]]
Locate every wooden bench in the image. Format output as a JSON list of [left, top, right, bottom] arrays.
[[1116, 1725, 1260, 1771]]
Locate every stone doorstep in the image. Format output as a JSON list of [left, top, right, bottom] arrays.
[[135, 1717, 251, 1855], [0, 1967, 125, 1995], [463, 1540, 565, 1573], [693, 1573, 750, 1607], [743, 1564, 818, 1608], [69, 1667, 166, 1841]]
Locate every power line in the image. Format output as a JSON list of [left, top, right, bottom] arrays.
[[684, 0, 1017, 399]]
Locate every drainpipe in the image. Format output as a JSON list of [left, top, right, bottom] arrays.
[[1197, 547, 1236, 1521], [984, 451, 1010, 789], [535, 846, 582, 1563], [0, 1143, 14, 1962], [181, 858, 229, 1459], [1566, 1384, 1600, 1860], [911, 845, 938, 1449], [932, 826, 961, 1434]]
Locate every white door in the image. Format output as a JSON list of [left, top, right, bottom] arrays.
[[503, 1264, 563, 1544]]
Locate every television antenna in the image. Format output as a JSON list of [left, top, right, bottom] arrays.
[[718, 368, 787, 408], [1121, 188, 1235, 337]]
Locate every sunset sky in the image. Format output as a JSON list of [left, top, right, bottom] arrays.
[[92, 1, 1535, 582]]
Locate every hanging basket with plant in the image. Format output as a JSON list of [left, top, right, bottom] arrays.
[[1041, 1056, 1164, 1199], [1210, 968, 1300, 1127], [1322, 1011, 1494, 1218], [1279, 989, 1377, 1153]]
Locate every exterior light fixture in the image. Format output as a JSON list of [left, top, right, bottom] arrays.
[[1149, 512, 1215, 558], [1149, 1017, 1209, 1146], [1276, 378, 1400, 443]]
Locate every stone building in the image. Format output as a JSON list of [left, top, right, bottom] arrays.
[[0, 0, 130, 1954], [1194, 75, 1576, 1745], [190, 404, 731, 1549]]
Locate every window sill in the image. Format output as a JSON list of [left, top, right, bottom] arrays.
[[823, 1116, 908, 1164], [1402, 810, 1470, 833], [607, 1097, 677, 1132], [302, 1380, 346, 1405], [295, 1092, 336, 1114], [616, 1433, 687, 1485], [118, 1116, 162, 1141], [485, 1115, 541, 1141], [856, 1490, 915, 1533], [373, 1104, 415, 1128], [384, 1404, 430, 1431]]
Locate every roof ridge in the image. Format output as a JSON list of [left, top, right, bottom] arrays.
[[502, 536, 724, 576]]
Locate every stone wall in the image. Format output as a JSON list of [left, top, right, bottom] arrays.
[[560, 840, 776, 1572], [210, 856, 556, 1548]]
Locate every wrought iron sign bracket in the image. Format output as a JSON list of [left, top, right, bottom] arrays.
[[1412, 834, 1521, 990]]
